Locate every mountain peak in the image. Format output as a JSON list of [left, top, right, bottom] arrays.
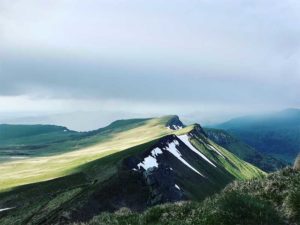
[[165, 115, 185, 130], [189, 123, 207, 137]]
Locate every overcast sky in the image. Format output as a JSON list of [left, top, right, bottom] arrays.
[[0, 0, 300, 130]]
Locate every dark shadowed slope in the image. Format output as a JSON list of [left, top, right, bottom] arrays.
[[71, 167, 300, 225]]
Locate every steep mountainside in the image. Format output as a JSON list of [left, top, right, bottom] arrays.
[[204, 128, 287, 172], [74, 167, 299, 225], [0, 116, 264, 224], [215, 108, 300, 163]]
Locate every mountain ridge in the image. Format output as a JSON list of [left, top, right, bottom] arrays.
[[0, 115, 265, 224]]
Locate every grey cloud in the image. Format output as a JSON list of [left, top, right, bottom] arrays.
[[0, 0, 300, 125], [0, 52, 299, 107]]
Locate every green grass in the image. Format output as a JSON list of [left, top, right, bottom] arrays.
[[0, 118, 152, 159], [0, 116, 267, 225], [190, 132, 265, 180], [0, 140, 161, 225], [0, 116, 175, 191], [0, 115, 264, 195], [73, 168, 299, 225], [0, 172, 88, 225]]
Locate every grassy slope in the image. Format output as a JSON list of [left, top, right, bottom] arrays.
[[0, 116, 267, 225], [204, 128, 287, 172], [0, 141, 159, 225], [0, 116, 266, 224], [75, 168, 299, 225], [189, 130, 264, 180], [0, 118, 152, 160], [0, 116, 192, 191], [0, 116, 264, 193]]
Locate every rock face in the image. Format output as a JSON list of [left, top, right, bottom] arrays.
[[191, 124, 208, 137], [294, 154, 300, 171], [123, 135, 187, 205], [143, 165, 184, 205], [123, 131, 237, 206], [166, 115, 185, 130]]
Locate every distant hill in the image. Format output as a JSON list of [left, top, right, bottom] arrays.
[[0, 118, 151, 161], [204, 128, 287, 172], [0, 124, 70, 140], [214, 108, 300, 163], [0, 124, 81, 162]]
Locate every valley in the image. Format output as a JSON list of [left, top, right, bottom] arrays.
[[214, 109, 300, 163]]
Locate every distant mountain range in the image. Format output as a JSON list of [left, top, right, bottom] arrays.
[[0, 115, 264, 224], [213, 108, 300, 163]]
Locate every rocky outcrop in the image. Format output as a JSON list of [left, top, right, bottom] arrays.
[[123, 135, 186, 205], [166, 115, 185, 130], [142, 165, 184, 205], [190, 124, 208, 138]]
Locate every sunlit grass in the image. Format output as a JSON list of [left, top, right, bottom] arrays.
[[0, 116, 179, 191]]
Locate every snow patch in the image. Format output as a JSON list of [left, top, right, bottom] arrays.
[[152, 147, 163, 156], [208, 144, 225, 159], [0, 207, 14, 212], [177, 135, 216, 167], [165, 141, 204, 176], [167, 125, 183, 130], [137, 147, 163, 170], [174, 125, 183, 130], [174, 140, 180, 146], [135, 136, 211, 176], [137, 156, 158, 170]]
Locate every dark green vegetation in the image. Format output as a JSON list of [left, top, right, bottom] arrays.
[[0, 124, 79, 162], [204, 128, 287, 172], [0, 116, 264, 224], [73, 167, 300, 225], [215, 108, 300, 163], [0, 142, 155, 225]]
